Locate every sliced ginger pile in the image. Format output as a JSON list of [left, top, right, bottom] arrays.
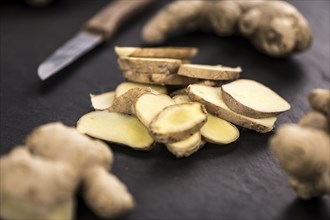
[[78, 46, 291, 158], [270, 89, 330, 199]]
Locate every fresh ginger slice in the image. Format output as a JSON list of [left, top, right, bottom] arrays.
[[118, 57, 182, 74], [115, 82, 167, 97], [178, 64, 241, 80], [187, 84, 277, 133], [221, 79, 291, 118], [109, 87, 157, 115], [114, 46, 198, 59], [149, 103, 208, 143], [172, 95, 191, 104], [166, 132, 205, 158], [201, 113, 239, 144], [90, 91, 115, 110], [123, 71, 198, 85], [77, 111, 154, 150], [133, 93, 175, 127]]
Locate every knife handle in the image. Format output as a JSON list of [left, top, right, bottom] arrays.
[[85, 0, 154, 39]]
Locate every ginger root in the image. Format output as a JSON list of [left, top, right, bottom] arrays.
[[0, 147, 77, 220], [0, 122, 135, 220], [142, 0, 312, 57], [270, 88, 330, 199]]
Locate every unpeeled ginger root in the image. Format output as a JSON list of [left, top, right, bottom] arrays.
[[270, 88, 330, 199], [0, 122, 135, 220], [142, 0, 312, 57]]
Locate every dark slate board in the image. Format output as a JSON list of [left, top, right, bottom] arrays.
[[0, 0, 329, 220]]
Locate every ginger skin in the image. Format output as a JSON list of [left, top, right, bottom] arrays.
[[25, 122, 135, 218], [0, 148, 77, 220], [142, 0, 312, 57], [0, 123, 134, 220], [270, 88, 330, 199], [270, 125, 330, 199]]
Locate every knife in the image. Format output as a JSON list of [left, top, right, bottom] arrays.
[[38, 0, 154, 80]]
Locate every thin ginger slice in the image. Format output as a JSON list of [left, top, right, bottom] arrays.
[[109, 87, 157, 115], [77, 111, 154, 150], [178, 64, 241, 80], [187, 84, 277, 133], [221, 79, 290, 118], [117, 57, 182, 74], [133, 93, 175, 127], [149, 103, 207, 143], [166, 132, 205, 158], [90, 91, 115, 110], [201, 113, 239, 144], [115, 82, 167, 97], [114, 46, 198, 59]]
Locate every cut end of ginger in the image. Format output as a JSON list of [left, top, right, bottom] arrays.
[[222, 79, 291, 118], [77, 111, 154, 150], [149, 102, 207, 143]]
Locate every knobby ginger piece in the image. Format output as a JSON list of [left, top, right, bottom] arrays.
[[26, 122, 134, 218], [26, 122, 113, 171], [0, 148, 77, 220], [115, 82, 167, 97], [108, 87, 157, 114], [82, 166, 135, 218], [166, 132, 205, 158], [178, 64, 241, 80], [201, 113, 239, 144], [270, 124, 330, 199], [77, 111, 154, 150], [133, 93, 175, 127], [90, 91, 115, 110], [117, 57, 182, 74], [114, 46, 198, 59], [149, 102, 208, 143], [308, 89, 330, 117], [221, 79, 290, 118], [187, 84, 277, 133], [298, 111, 330, 133]]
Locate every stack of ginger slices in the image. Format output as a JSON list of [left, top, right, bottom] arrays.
[[77, 47, 290, 157]]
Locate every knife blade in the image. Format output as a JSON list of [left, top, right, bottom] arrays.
[[38, 0, 154, 80]]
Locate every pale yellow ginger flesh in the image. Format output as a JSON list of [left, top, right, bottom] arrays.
[[166, 132, 205, 158], [133, 93, 175, 127], [270, 124, 330, 199], [90, 91, 115, 110], [172, 95, 191, 104], [117, 57, 182, 74], [109, 87, 157, 115], [0, 148, 77, 220], [82, 167, 135, 218], [115, 82, 167, 97], [149, 102, 207, 143], [114, 46, 198, 59], [221, 79, 291, 118], [77, 111, 154, 150], [201, 113, 239, 144], [178, 64, 241, 80], [187, 84, 277, 133]]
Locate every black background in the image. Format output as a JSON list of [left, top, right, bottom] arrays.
[[1, 0, 329, 219]]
